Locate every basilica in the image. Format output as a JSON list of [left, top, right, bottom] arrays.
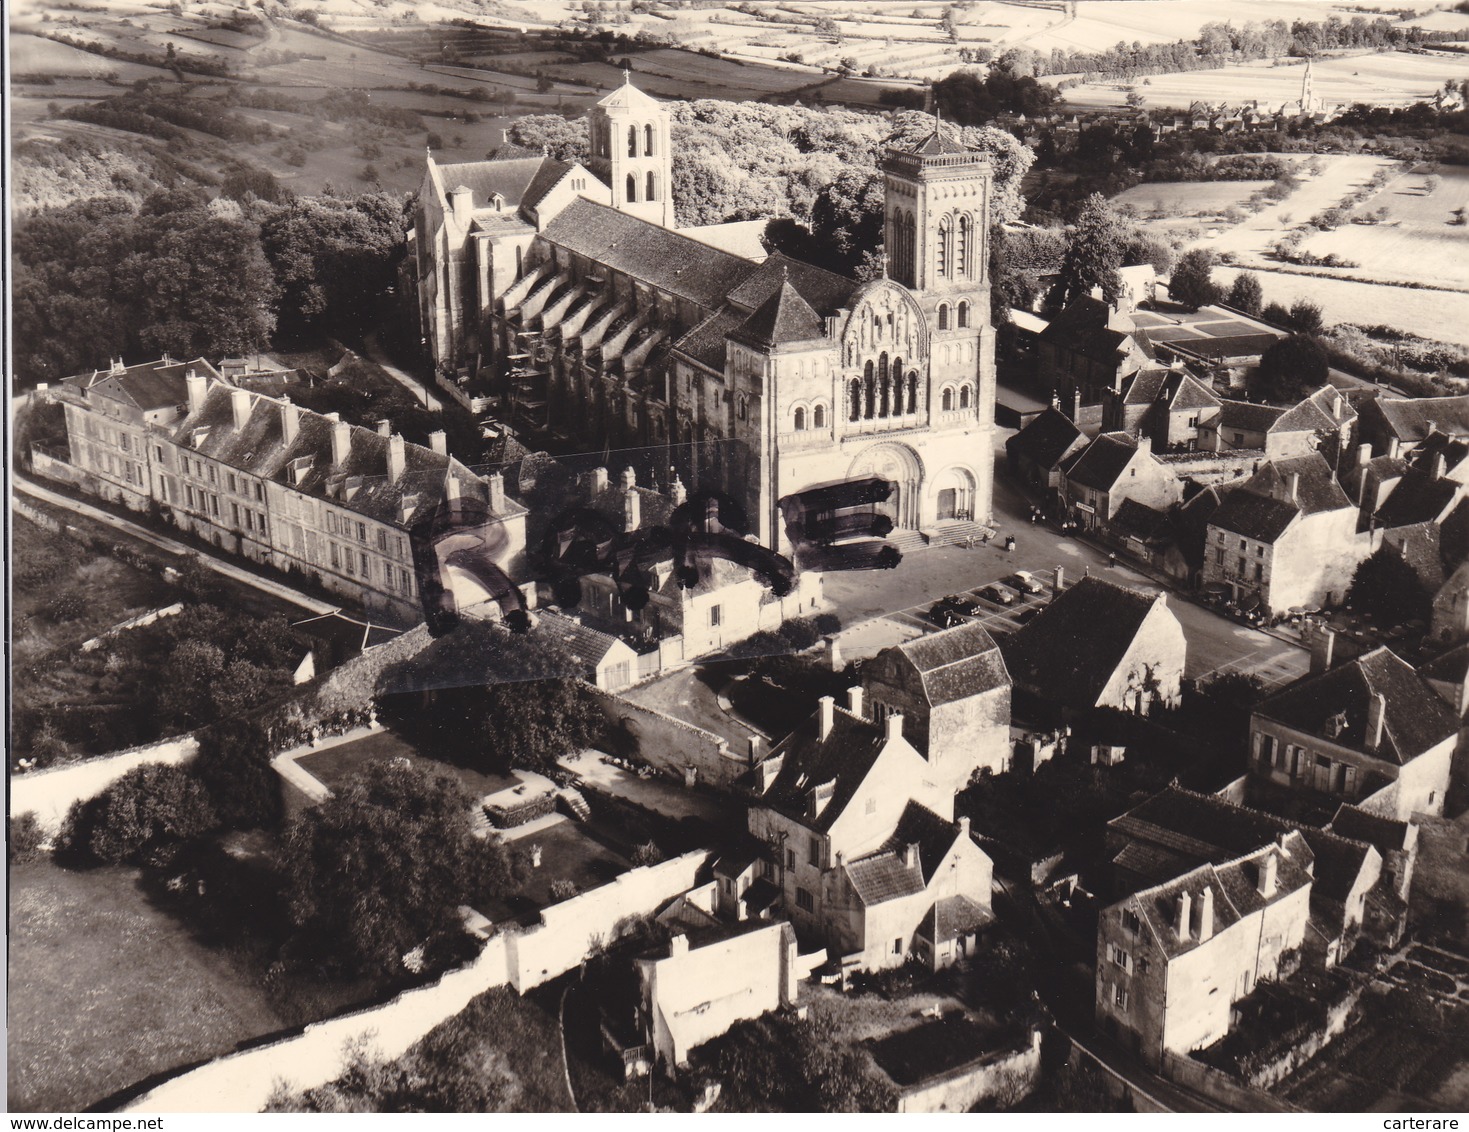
[[409, 79, 997, 551]]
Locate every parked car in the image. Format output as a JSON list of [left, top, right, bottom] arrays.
[[1008, 570, 1043, 595], [979, 584, 1016, 605], [929, 595, 980, 626]]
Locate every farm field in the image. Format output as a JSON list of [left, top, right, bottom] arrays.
[[1061, 49, 1469, 112], [1298, 167, 1469, 290], [1111, 180, 1273, 230], [8, 859, 286, 1113]]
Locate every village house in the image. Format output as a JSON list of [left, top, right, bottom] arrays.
[[858, 621, 1013, 792], [1058, 432, 1183, 534], [1196, 385, 1356, 464], [999, 576, 1187, 716], [1357, 393, 1469, 459], [1102, 365, 1220, 452], [1036, 296, 1152, 422], [414, 80, 999, 552], [1249, 646, 1459, 821], [1200, 452, 1364, 615], [1095, 833, 1314, 1068], [55, 365, 526, 623], [1004, 402, 1085, 502], [744, 692, 993, 973]]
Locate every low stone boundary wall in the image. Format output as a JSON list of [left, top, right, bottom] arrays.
[[1160, 1051, 1301, 1113], [120, 849, 712, 1113], [894, 1030, 1042, 1113], [590, 688, 751, 790], [13, 736, 199, 836]]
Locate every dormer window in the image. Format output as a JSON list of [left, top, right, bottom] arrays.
[[492, 193, 505, 212], [343, 475, 365, 501], [290, 455, 314, 485]]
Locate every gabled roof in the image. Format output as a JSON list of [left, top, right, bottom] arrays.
[[888, 621, 1009, 708], [998, 577, 1166, 707], [1006, 406, 1084, 471], [1374, 471, 1463, 529], [75, 357, 221, 411], [880, 801, 964, 881], [1419, 640, 1469, 685], [1121, 367, 1218, 414], [1113, 499, 1174, 546], [1211, 453, 1352, 541], [1274, 385, 1356, 434], [1061, 431, 1145, 493], [1328, 803, 1414, 855], [1207, 490, 1300, 543], [1254, 646, 1459, 766], [1212, 399, 1286, 435], [759, 704, 892, 833], [725, 253, 856, 317], [1408, 430, 1469, 476], [1039, 296, 1131, 363], [672, 308, 743, 373], [920, 894, 993, 943], [433, 155, 572, 217], [1362, 394, 1469, 445], [730, 277, 824, 347], [844, 852, 924, 905]]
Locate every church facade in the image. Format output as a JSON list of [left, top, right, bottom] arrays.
[[410, 80, 996, 551]]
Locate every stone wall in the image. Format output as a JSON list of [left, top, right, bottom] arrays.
[[589, 687, 752, 790], [1159, 1051, 1300, 1113], [893, 1030, 1042, 1113], [13, 736, 199, 837]]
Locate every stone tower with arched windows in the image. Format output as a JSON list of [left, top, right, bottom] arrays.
[[585, 74, 673, 228]]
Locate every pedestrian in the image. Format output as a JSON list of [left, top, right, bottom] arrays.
[[1108, 551, 1117, 567]]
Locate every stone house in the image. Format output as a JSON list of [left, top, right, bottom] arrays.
[[1197, 385, 1356, 463], [859, 621, 1012, 792], [998, 577, 1187, 715], [1200, 453, 1364, 615], [1102, 365, 1220, 452], [1358, 393, 1469, 459], [1037, 296, 1151, 415], [1094, 833, 1313, 1068], [1249, 647, 1459, 821], [1058, 432, 1183, 533], [745, 693, 993, 972], [1004, 403, 1085, 500]]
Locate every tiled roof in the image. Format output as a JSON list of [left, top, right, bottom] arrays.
[[1121, 368, 1168, 406], [1061, 432, 1143, 493], [1328, 803, 1414, 854], [597, 77, 664, 112], [1375, 472, 1463, 529], [1385, 522, 1449, 594], [1006, 407, 1084, 471], [1207, 489, 1299, 543], [891, 622, 1009, 708], [672, 308, 742, 372], [1419, 641, 1469, 685], [532, 609, 625, 666], [77, 358, 221, 411], [731, 278, 824, 347], [998, 577, 1163, 707], [1255, 646, 1459, 766], [921, 894, 993, 942], [1214, 400, 1286, 434], [725, 253, 857, 317], [910, 128, 969, 155], [880, 801, 963, 883], [1039, 296, 1131, 362], [1274, 385, 1356, 434], [434, 156, 569, 215], [540, 198, 758, 310], [1408, 430, 1469, 475], [759, 704, 891, 833], [1112, 499, 1173, 545], [1363, 394, 1469, 444], [844, 852, 924, 905]]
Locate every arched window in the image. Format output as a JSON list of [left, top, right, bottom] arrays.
[[957, 301, 969, 329], [628, 125, 638, 157], [907, 372, 918, 415], [850, 380, 862, 422], [937, 219, 949, 276], [892, 357, 903, 408], [644, 123, 654, 156], [873, 314, 882, 339], [515, 245, 523, 278], [737, 395, 748, 422], [878, 352, 889, 383], [794, 406, 806, 431], [960, 384, 972, 409], [904, 213, 916, 283], [938, 303, 950, 331], [813, 403, 826, 429], [863, 360, 875, 419], [942, 387, 954, 412], [957, 215, 970, 276], [646, 171, 657, 201], [626, 173, 637, 203]]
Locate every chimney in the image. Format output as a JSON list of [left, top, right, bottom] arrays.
[[1258, 851, 1278, 898], [1357, 442, 1371, 467], [670, 475, 687, 507], [903, 843, 920, 870], [1287, 472, 1300, 505], [1050, 389, 1060, 411], [818, 696, 835, 740], [376, 418, 392, 437], [1137, 434, 1152, 456], [885, 712, 904, 743], [281, 396, 300, 444], [487, 471, 506, 514], [445, 470, 461, 506], [186, 369, 207, 415], [748, 735, 762, 763], [1432, 452, 1448, 481], [1176, 890, 1192, 941], [1367, 691, 1386, 750], [110, 357, 127, 376], [230, 386, 251, 430], [669, 934, 688, 957], [501, 128, 510, 144], [1072, 388, 1082, 422], [621, 466, 636, 490], [448, 184, 473, 226], [624, 484, 640, 532], [827, 635, 843, 672], [1388, 436, 1401, 460], [847, 686, 865, 718], [331, 419, 352, 466], [958, 815, 970, 839], [387, 433, 406, 482], [1425, 419, 1437, 437], [1197, 886, 1215, 941], [590, 466, 609, 498], [1311, 627, 1336, 674], [1053, 566, 1065, 602], [429, 429, 447, 456]]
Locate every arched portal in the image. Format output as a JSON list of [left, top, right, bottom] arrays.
[[849, 443, 924, 531], [932, 465, 977, 522]]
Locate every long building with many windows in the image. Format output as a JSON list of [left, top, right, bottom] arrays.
[[52, 359, 526, 622]]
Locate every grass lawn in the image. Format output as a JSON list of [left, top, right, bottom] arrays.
[[476, 820, 634, 923], [8, 859, 287, 1113], [294, 728, 519, 799]]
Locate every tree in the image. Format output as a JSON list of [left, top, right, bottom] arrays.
[[1055, 193, 1125, 307], [1254, 333, 1328, 402], [9, 812, 45, 864], [506, 114, 589, 162], [193, 716, 282, 830], [1168, 248, 1219, 310], [1261, 300, 1293, 326], [76, 764, 218, 865], [281, 761, 512, 978], [1227, 272, 1264, 315], [1347, 548, 1432, 625], [1288, 298, 1325, 334]]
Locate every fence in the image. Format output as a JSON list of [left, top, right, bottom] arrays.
[[13, 736, 200, 837], [122, 849, 712, 1113]]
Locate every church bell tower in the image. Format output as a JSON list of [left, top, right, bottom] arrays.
[[586, 73, 673, 228], [881, 120, 992, 298]]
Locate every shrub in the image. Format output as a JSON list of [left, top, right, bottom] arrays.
[[9, 812, 45, 863], [83, 763, 218, 865], [46, 589, 86, 623], [548, 878, 580, 902], [630, 840, 663, 867]]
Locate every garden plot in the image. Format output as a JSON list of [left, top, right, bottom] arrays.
[[1112, 180, 1273, 226]]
